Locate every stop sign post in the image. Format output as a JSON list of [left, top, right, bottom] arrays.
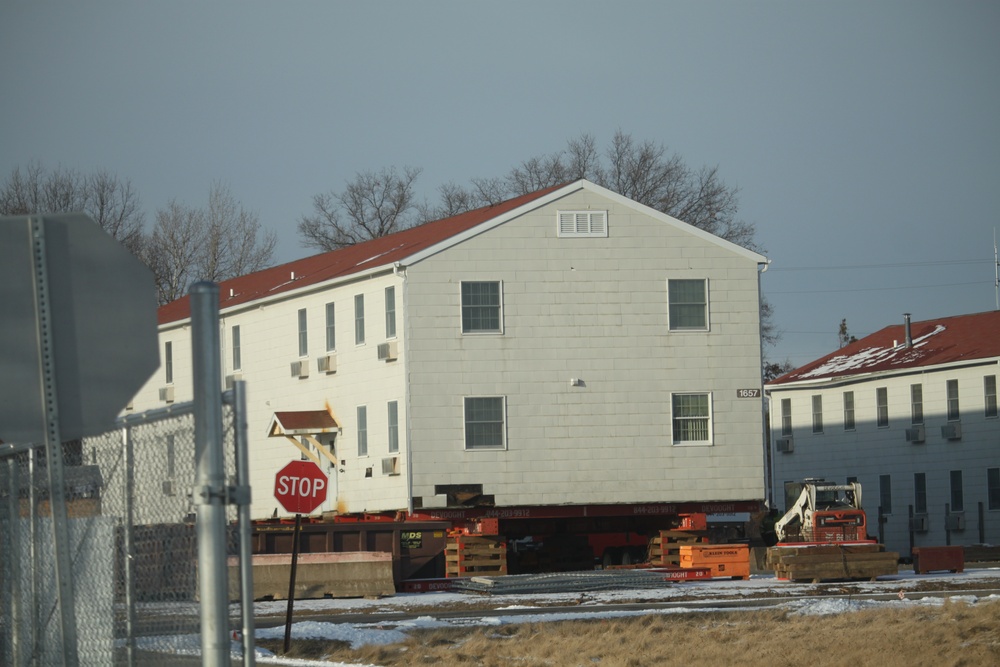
[[274, 460, 328, 515], [274, 459, 330, 651]]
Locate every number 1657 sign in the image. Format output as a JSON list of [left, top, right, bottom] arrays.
[[736, 388, 761, 398]]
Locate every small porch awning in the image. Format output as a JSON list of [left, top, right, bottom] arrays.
[[267, 409, 341, 467]]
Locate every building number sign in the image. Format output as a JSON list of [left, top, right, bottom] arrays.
[[736, 388, 761, 398]]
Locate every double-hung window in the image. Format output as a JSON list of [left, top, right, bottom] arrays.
[[461, 282, 502, 333], [385, 287, 397, 339], [988, 468, 1000, 510], [811, 395, 823, 434], [985, 375, 997, 418], [165, 341, 174, 384], [231, 326, 241, 371], [297, 308, 308, 357], [356, 406, 368, 456], [914, 472, 927, 514], [910, 384, 923, 424], [950, 470, 964, 513], [843, 391, 855, 431], [464, 397, 506, 450], [879, 474, 892, 514], [355, 294, 365, 345], [667, 279, 708, 331], [876, 387, 888, 428], [946, 379, 960, 421], [780, 398, 792, 436], [672, 393, 712, 445], [325, 302, 336, 351], [387, 401, 399, 454]]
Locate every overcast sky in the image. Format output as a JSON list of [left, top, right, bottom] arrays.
[[3, 1, 998, 368]]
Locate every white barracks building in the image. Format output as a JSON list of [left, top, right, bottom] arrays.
[[129, 179, 770, 521]]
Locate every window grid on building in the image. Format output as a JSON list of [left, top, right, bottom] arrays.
[[910, 383, 923, 425], [876, 387, 888, 428], [843, 391, 855, 431], [461, 282, 502, 333], [356, 405, 368, 456], [811, 395, 823, 433], [985, 375, 997, 418], [914, 472, 927, 515], [464, 396, 505, 450], [947, 379, 960, 421], [231, 325, 241, 371], [672, 393, 711, 444], [950, 470, 964, 513], [297, 308, 308, 357], [325, 302, 336, 351], [780, 398, 792, 436], [667, 279, 708, 331], [879, 474, 892, 514], [988, 468, 1000, 510], [385, 286, 396, 339], [165, 341, 173, 384], [354, 294, 365, 345], [387, 401, 399, 454]]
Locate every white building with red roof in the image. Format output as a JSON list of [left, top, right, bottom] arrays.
[[765, 311, 1000, 556], [130, 179, 770, 522]]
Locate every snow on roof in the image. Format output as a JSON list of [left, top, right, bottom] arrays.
[[768, 311, 1000, 387]]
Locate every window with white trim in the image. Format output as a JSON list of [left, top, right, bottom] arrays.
[[165, 341, 173, 384], [232, 326, 241, 371], [297, 308, 308, 357], [876, 387, 888, 428], [672, 393, 712, 445], [914, 472, 927, 514], [950, 470, 964, 512], [387, 401, 399, 454], [357, 405, 368, 456], [843, 391, 855, 431], [780, 398, 792, 436], [464, 396, 506, 450], [667, 279, 708, 331], [354, 294, 365, 345], [811, 395, 823, 434], [910, 384, 923, 425], [947, 379, 960, 421], [461, 281, 502, 333], [325, 302, 336, 351], [879, 474, 892, 514], [557, 210, 608, 238], [385, 286, 397, 339], [988, 468, 1000, 510], [985, 375, 997, 418]]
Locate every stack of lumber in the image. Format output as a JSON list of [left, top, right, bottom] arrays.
[[767, 542, 898, 582], [445, 534, 507, 578], [648, 529, 708, 566], [963, 545, 1000, 563]]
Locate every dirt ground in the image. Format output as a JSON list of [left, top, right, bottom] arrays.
[[259, 595, 1000, 666]]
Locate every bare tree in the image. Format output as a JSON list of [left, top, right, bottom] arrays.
[[0, 162, 146, 254], [838, 318, 858, 348], [147, 183, 276, 304], [299, 166, 422, 252]]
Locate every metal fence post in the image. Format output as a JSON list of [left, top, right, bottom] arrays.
[[232, 380, 256, 666], [190, 282, 230, 665], [122, 424, 138, 667]]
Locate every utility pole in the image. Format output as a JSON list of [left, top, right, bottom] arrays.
[[995, 229, 999, 310]]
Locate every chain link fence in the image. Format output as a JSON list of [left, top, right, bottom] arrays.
[[1, 397, 251, 666]]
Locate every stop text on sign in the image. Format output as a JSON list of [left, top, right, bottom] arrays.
[[276, 474, 326, 499]]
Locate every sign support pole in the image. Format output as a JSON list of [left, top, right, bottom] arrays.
[[283, 512, 303, 653]]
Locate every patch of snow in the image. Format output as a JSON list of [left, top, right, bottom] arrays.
[[798, 324, 946, 379]]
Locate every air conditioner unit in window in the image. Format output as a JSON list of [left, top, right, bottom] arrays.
[[225, 372, 242, 390], [941, 422, 962, 441], [775, 438, 793, 453], [377, 341, 398, 361], [159, 386, 175, 403], [317, 353, 337, 373], [910, 515, 929, 532], [162, 480, 176, 496], [290, 360, 309, 379], [945, 513, 965, 531], [381, 456, 400, 476], [905, 425, 925, 444]]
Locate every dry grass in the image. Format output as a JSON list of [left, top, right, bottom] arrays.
[[258, 597, 1000, 666]]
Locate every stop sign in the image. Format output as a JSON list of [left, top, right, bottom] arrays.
[[274, 460, 329, 514]]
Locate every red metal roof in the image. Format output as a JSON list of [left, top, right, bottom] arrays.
[[158, 182, 569, 325], [768, 310, 1000, 386]]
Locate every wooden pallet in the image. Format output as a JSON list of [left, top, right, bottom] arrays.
[[647, 530, 708, 566], [445, 534, 507, 578], [768, 543, 898, 582]]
